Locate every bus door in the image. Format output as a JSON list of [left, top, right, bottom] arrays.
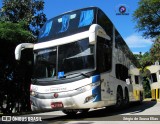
[[96, 36, 112, 101]]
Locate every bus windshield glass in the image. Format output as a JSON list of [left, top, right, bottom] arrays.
[[33, 38, 95, 79], [38, 8, 95, 42], [33, 48, 57, 79]]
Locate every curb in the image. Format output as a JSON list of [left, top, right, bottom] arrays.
[[144, 98, 160, 102]]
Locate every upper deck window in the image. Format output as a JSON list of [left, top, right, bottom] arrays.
[[39, 21, 53, 38], [59, 15, 70, 33], [78, 10, 94, 27], [38, 8, 95, 42]]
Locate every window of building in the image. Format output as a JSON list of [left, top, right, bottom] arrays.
[[151, 73, 157, 82], [135, 76, 139, 84]]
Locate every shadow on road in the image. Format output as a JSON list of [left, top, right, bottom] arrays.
[[43, 101, 157, 122]]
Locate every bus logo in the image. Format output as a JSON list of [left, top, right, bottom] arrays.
[[115, 4, 129, 15], [119, 6, 126, 14]]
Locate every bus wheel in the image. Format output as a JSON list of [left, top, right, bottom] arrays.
[[115, 88, 123, 109], [123, 90, 129, 108], [139, 92, 143, 104], [62, 109, 78, 116]]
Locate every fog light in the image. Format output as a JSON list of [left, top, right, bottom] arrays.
[[30, 91, 37, 96]]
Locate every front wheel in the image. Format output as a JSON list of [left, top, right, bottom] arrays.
[[123, 90, 129, 108]]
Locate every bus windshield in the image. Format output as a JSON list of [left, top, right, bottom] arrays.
[[38, 8, 95, 42], [33, 38, 95, 79]]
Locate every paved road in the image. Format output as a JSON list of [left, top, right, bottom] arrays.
[[1, 101, 160, 124], [36, 101, 160, 124]]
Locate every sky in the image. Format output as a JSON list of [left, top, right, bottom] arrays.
[[0, 0, 153, 54]]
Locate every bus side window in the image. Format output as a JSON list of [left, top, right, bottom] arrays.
[[97, 36, 112, 73]]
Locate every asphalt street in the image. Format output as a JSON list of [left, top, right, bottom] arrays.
[[1, 101, 160, 124]]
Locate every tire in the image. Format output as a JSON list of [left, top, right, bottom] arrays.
[[123, 90, 129, 108], [138, 92, 143, 104], [62, 109, 78, 116], [115, 88, 123, 109]]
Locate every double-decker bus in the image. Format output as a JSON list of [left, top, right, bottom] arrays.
[[147, 62, 160, 100], [15, 7, 143, 115]]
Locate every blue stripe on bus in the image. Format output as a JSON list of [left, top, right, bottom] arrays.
[[92, 75, 101, 102], [92, 75, 100, 83]]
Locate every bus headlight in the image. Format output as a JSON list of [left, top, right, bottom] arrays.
[[30, 91, 37, 96], [76, 84, 92, 93], [76, 81, 100, 93]]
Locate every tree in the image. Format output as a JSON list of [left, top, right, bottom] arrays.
[[134, 52, 152, 98], [1, 0, 46, 36], [0, 0, 46, 114], [0, 21, 35, 43], [150, 36, 160, 62], [0, 21, 35, 114], [134, 52, 152, 69], [133, 0, 160, 38]]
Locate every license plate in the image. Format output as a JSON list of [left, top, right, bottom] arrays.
[[51, 102, 63, 108]]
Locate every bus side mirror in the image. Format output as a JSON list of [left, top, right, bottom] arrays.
[[126, 79, 130, 85], [89, 24, 110, 45], [15, 43, 34, 60]]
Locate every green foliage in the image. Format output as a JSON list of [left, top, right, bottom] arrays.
[[0, 21, 35, 43], [134, 53, 152, 98], [133, 0, 160, 38], [1, 0, 46, 36], [139, 52, 152, 68], [143, 77, 151, 98], [134, 52, 152, 69], [0, 0, 46, 114], [150, 36, 160, 62]]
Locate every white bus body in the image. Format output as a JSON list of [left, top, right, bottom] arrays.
[[15, 7, 143, 115]]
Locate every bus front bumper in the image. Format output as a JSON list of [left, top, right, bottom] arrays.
[[30, 89, 104, 111]]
